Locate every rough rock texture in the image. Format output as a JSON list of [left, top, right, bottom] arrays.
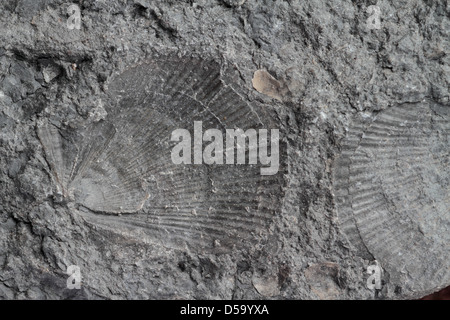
[[0, 0, 448, 300]]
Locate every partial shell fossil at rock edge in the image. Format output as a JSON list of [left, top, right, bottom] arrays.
[[37, 56, 285, 253], [333, 102, 449, 296]]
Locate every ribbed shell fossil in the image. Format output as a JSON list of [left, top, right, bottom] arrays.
[[38, 56, 284, 253], [333, 102, 449, 295]]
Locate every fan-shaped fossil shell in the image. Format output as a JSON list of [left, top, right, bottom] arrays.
[[38, 56, 285, 253], [333, 102, 449, 295]]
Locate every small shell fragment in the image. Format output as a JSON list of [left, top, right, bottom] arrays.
[[252, 69, 286, 101]]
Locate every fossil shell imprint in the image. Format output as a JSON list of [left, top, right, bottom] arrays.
[[38, 56, 284, 253], [333, 102, 449, 294]]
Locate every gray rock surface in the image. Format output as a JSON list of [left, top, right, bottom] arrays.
[[0, 0, 448, 299]]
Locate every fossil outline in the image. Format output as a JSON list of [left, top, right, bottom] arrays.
[[37, 56, 285, 253], [333, 102, 449, 295]]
